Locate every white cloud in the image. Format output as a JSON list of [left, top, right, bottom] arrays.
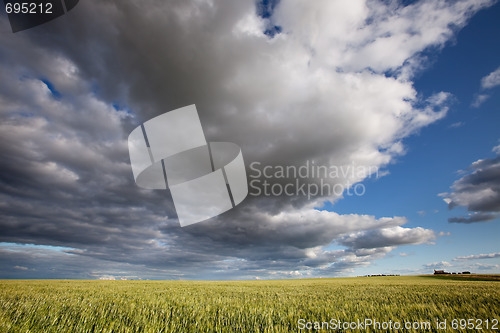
[[14, 265, 29, 271], [454, 252, 500, 260], [470, 263, 499, 270], [481, 66, 500, 89], [471, 65, 500, 107], [424, 261, 452, 269], [338, 226, 436, 249], [471, 94, 490, 108], [448, 121, 464, 129], [274, 0, 494, 76]]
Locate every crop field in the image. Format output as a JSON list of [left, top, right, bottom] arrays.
[[0, 276, 499, 332]]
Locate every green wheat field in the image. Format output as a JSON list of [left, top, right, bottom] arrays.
[[0, 275, 499, 332]]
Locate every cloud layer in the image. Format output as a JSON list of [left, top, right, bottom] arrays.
[[0, 0, 495, 279]]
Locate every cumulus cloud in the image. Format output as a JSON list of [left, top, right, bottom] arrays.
[[0, 0, 494, 279], [274, 0, 493, 76], [443, 148, 500, 223]]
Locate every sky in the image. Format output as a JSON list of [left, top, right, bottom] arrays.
[[0, 0, 499, 280]]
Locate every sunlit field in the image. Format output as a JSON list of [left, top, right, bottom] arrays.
[[0, 276, 499, 332]]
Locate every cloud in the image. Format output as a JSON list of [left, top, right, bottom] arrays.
[[454, 252, 500, 260], [0, 0, 495, 279], [443, 147, 500, 223], [448, 121, 464, 128], [470, 263, 499, 270], [424, 261, 452, 269], [448, 213, 498, 223], [338, 226, 435, 249], [13, 265, 29, 271], [274, 0, 494, 76], [471, 94, 490, 108], [472, 65, 500, 107], [481, 66, 500, 89]]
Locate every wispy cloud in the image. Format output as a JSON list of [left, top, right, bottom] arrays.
[[471, 94, 490, 108], [13, 265, 29, 271], [448, 121, 464, 129], [449, 213, 498, 223], [470, 263, 499, 270], [481, 66, 500, 89], [471, 66, 500, 107], [454, 252, 500, 261]]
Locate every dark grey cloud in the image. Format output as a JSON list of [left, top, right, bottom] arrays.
[[0, 0, 493, 279], [448, 213, 498, 223], [444, 153, 500, 223]]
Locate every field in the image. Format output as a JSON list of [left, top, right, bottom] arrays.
[[0, 276, 499, 332]]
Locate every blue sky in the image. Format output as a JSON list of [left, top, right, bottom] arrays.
[[0, 0, 499, 280]]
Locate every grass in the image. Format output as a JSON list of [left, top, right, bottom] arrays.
[[422, 274, 500, 282], [0, 276, 499, 332]]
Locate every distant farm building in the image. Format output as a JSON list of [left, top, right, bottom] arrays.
[[433, 270, 471, 275], [434, 270, 449, 275]]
